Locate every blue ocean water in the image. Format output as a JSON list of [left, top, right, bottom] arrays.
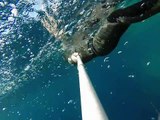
[[0, 0, 160, 120]]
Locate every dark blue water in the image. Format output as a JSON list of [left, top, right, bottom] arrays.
[[0, 0, 160, 120]]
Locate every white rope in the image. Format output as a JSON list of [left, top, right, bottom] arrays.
[[71, 53, 109, 120]]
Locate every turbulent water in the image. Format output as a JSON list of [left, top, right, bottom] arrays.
[[0, 0, 62, 97], [0, 0, 160, 120], [0, 0, 121, 100]]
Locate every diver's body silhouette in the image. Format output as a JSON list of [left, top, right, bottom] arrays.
[[67, 0, 160, 64]]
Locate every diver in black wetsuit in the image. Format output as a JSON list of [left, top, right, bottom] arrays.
[[67, 0, 160, 64]]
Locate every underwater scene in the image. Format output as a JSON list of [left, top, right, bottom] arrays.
[[0, 0, 160, 120]]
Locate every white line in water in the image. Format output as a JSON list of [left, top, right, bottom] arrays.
[[74, 53, 109, 120]]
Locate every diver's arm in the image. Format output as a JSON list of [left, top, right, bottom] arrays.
[[91, 0, 160, 57], [68, 0, 160, 64], [92, 22, 129, 56], [107, 0, 160, 23]]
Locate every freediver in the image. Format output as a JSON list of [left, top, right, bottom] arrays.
[[67, 0, 160, 64]]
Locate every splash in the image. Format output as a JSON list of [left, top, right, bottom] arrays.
[[0, 0, 63, 98], [0, 0, 122, 98]]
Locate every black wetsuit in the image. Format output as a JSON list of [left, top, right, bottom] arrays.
[[68, 0, 160, 64], [108, 0, 159, 23]]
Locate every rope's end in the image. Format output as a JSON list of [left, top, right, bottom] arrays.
[[68, 52, 79, 64]]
